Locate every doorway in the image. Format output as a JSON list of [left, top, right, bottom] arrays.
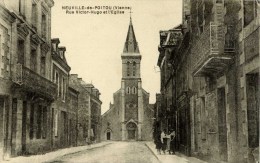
[[126, 122, 137, 140], [106, 132, 111, 140], [21, 101, 27, 154], [217, 87, 227, 161], [246, 73, 259, 148]]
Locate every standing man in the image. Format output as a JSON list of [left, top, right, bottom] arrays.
[[161, 129, 168, 154], [169, 129, 176, 154]]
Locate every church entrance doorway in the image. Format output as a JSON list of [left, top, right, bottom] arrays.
[[126, 122, 137, 140]]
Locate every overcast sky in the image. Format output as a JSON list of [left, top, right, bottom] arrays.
[[51, 0, 182, 114]]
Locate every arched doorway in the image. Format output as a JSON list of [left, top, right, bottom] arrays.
[[105, 129, 112, 140], [126, 122, 137, 140], [106, 132, 111, 140]]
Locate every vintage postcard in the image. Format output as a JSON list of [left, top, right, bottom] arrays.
[[0, 0, 259, 163]]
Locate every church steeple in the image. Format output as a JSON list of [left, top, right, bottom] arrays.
[[123, 17, 140, 53]]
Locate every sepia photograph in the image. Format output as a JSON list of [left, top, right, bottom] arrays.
[[0, 0, 259, 163]]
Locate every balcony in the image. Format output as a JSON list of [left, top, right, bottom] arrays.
[[13, 64, 57, 100], [191, 22, 235, 77]]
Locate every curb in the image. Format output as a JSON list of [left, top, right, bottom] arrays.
[[3, 142, 113, 163], [144, 143, 162, 163]]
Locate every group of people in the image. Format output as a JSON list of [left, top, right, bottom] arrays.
[[154, 129, 176, 155]]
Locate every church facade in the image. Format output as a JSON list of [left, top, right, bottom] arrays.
[[101, 18, 154, 141]]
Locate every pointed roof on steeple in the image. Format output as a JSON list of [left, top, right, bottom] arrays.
[[123, 17, 140, 54]]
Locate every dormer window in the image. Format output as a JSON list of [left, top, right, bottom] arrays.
[[59, 51, 64, 59], [51, 43, 57, 52], [58, 47, 66, 59], [51, 39, 60, 52]]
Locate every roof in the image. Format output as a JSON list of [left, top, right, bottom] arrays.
[[123, 17, 140, 54]]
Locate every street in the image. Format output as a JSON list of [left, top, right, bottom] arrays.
[[45, 142, 160, 163]]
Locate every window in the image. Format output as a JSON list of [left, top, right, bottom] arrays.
[[127, 61, 130, 76], [126, 87, 131, 94], [40, 56, 46, 76], [61, 77, 64, 99], [18, 39, 25, 65], [30, 49, 37, 72], [62, 77, 66, 101], [19, 0, 25, 16], [55, 72, 60, 97], [41, 14, 47, 39], [132, 87, 137, 94], [36, 105, 42, 139], [197, 0, 204, 34], [243, 0, 257, 27], [32, 3, 37, 30], [133, 61, 136, 76]]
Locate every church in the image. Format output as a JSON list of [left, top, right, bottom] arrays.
[[101, 17, 154, 141]]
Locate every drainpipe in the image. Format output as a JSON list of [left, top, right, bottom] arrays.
[[76, 93, 79, 146]]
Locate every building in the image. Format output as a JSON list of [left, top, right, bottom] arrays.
[[50, 38, 79, 150], [69, 74, 102, 145], [156, 0, 259, 163], [0, 0, 55, 159], [67, 86, 79, 147], [101, 17, 154, 141]]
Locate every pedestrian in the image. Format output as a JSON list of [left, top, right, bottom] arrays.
[[166, 130, 171, 154], [160, 129, 168, 154], [169, 129, 176, 154], [154, 130, 162, 154]]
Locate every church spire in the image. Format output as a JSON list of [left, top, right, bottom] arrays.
[[123, 16, 140, 53]]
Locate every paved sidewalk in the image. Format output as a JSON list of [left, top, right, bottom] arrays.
[[145, 142, 208, 163], [3, 141, 113, 163]]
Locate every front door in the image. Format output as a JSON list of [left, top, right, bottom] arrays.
[[21, 101, 27, 154], [126, 122, 137, 140], [106, 132, 111, 140], [218, 87, 228, 161], [128, 129, 135, 140]]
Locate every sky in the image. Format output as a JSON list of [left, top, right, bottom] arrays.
[[51, 0, 182, 114]]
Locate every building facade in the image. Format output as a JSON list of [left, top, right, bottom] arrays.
[[50, 38, 79, 150], [101, 18, 154, 141], [156, 0, 259, 163], [0, 0, 55, 159], [69, 74, 102, 145], [0, 1, 82, 160]]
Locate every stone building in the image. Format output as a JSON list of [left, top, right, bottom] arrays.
[[0, 1, 81, 160], [50, 38, 79, 149], [69, 74, 102, 145], [101, 18, 154, 141], [156, 0, 259, 163], [67, 86, 79, 147], [0, 0, 55, 159]]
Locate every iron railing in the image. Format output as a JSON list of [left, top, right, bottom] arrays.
[[13, 64, 57, 99]]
